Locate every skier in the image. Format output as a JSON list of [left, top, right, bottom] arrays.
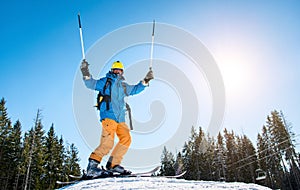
[[80, 59, 154, 178]]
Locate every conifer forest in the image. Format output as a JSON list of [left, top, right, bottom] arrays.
[[160, 110, 300, 189], [0, 98, 81, 190]]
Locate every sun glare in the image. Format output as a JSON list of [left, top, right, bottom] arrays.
[[216, 49, 252, 96]]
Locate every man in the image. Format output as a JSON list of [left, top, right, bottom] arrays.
[[80, 59, 153, 178]]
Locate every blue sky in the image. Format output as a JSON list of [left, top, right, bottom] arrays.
[[1, 0, 300, 169]]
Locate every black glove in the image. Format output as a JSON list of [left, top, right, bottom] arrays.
[[80, 59, 90, 77], [144, 70, 154, 83]]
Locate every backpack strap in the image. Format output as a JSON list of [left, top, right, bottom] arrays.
[[103, 78, 112, 95], [95, 78, 112, 110], [103, 78, 112, 110]]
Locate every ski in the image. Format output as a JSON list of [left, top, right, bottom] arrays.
[[57, 169, 186, 185], [57, 166, 160, 185], [68, 174, 81, 179], [128, 170, 186, 179], [69, 165, 160, 179], [122, 165, 161, 176], [56, 180, 79, 185], [163, 171, 187, 178]]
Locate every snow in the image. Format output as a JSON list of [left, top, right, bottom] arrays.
[[59, 177, 271, 190]]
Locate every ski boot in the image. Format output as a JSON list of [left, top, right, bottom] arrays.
[[106, 156, 131, 175], [109, 165, 132, 175], [86, 159, 111, 179], [112, 165, 132, 175]]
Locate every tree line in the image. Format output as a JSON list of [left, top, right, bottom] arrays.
[[0, 98, 81, 190], [160, 110, 300, 190]]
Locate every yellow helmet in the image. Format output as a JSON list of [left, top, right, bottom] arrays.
[[111, 61, 124, 70]]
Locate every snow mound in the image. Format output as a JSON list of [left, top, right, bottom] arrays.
[[59, 177, 271, 190]]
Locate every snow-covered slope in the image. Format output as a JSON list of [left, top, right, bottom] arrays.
[[59, 177, 271, 190]]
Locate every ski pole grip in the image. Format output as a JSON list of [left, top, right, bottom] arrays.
[[152, 20, 155, 36], [78, 14, 82, 28]]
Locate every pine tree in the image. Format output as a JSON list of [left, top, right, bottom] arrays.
[[202, 134, 216, 181], [265, 111, 286, 189], [0, 98, 10, 140], [23, 110, 45, 190], [57, 137, 68, 183], [43, 124, 65, 189], [257, 125, 273, 187], [64, 143, 81, 177], [195, 127, 210, 180], [224, 129, 238, 182], [6, 120, 23, 190], [182, 126, 199, 180], [181, 126, 214, 180], [214, 132, 226, 181], [0, 98, 14, 189], [237, 135, 258, 183], [257, 110, 296, 189], [159, 146, 175, 176], [277, 111, 300, 189], [0, 98, 10, 165], [174, 152, 184, 175]]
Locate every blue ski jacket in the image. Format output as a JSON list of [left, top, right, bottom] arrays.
[[84, 71, 146, 123]]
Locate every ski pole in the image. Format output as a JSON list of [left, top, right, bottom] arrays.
[[126, 103, 133, 130], [149, 20, 155, 71], [78, 13, 86, 60]]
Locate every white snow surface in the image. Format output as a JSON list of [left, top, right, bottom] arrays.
[[59, 177, 271, 190]]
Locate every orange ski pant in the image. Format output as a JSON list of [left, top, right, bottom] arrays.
[[89, 118, 131, 168]]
